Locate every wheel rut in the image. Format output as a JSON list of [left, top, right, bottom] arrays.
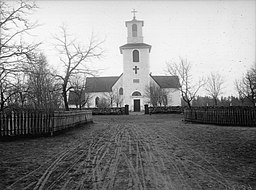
[[7, 117, 232, 190]]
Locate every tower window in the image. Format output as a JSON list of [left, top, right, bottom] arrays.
[[119, 88, 123, 95], [133, 50, 139, 62], [132, 24, 137, 37]]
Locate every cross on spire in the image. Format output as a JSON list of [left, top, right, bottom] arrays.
[[133, 66, 139, 74], [131, 9, 137, 19]]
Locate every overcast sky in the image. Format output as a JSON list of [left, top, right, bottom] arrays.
[[27, 0, 255, 97]]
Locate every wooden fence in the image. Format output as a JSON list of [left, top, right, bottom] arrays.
[[0, 110, 93, 137], [184, 107, 256, 126]]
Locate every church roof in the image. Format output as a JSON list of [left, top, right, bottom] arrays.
[[150, 75, 180, 88], [85, 76, 120, 92], [120, 43, 152, 53]]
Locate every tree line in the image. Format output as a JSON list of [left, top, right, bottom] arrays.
[[186, 95, 253, 107], [166, 58, 256, 108]]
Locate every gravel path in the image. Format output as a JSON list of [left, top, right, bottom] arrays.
[[1, 114, 255, 190]]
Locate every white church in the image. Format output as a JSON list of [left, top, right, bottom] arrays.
[[69, 12, 181, 111]]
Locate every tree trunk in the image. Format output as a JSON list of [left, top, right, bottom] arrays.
[[214, 98, 218, 106], [187, 101, 192, 109], [62, 83, 69, 111], [183, 95, 192, 109], [63, 92, 69, 111], [0, 90, 5, 111], [0, 102, 4, 111]]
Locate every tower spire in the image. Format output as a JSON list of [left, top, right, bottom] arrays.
[[131, 9, 137, 19]]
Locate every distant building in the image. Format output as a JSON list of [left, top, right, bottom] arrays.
[[69, 13, 181, 111]]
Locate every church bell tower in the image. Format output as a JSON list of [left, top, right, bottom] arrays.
[[119, 10, 152, 111]]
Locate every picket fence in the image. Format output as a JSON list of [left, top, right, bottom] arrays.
[[184, 107, 256, 126], [0, 110, 92, 137]]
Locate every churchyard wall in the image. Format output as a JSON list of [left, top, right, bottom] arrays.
[[85, 107, 127, 115], [147, 106, 184, 114]]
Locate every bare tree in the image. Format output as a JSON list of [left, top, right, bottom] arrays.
[[0, 0, 40, 77], [6, 74, 29, 108], [113, 88, 123, 107], [0, 0, 40, 110], [144, 85, 158, 107], [0, 70, 33, 110], [158, 89, 169, 106], [0, 77, 25, 110], [69, 75, 92, 109], [144, 84, 169, 107], [97, 97, 110, 108], [53, 25, 104, 110], [104, 91, 115, 107], [235, 68, 256, 107], [25, 53, 62, 110], [205, 72, 225, 106], [84, 93, 93, 108], [166, 58, 204, 108], [105, 88, 123, 107]]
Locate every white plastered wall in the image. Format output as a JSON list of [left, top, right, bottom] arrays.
[[122, 48, 150, 111], [87, 92, 108, 107], [149, 77, 181, 106]]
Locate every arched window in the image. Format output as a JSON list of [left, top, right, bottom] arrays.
[[132, 24, 137, 37], [95, 97, 99, 107], [133, 50, 139, 62], [119, 88, 123, 95], [132, 91, 141, 96]]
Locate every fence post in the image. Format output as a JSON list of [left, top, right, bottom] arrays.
[[50, 112, 54, 136], [144, 104, 149, 114], [125, 105, 129, 115]]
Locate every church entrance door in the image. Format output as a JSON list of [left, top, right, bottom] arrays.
[[134, 99, 140, 112]]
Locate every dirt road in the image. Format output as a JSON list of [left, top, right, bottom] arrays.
[[1, 114, 255, 190]]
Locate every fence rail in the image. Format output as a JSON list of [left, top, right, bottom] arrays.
[[184, 107, 256, 126], [0, 110, 92, 137]]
